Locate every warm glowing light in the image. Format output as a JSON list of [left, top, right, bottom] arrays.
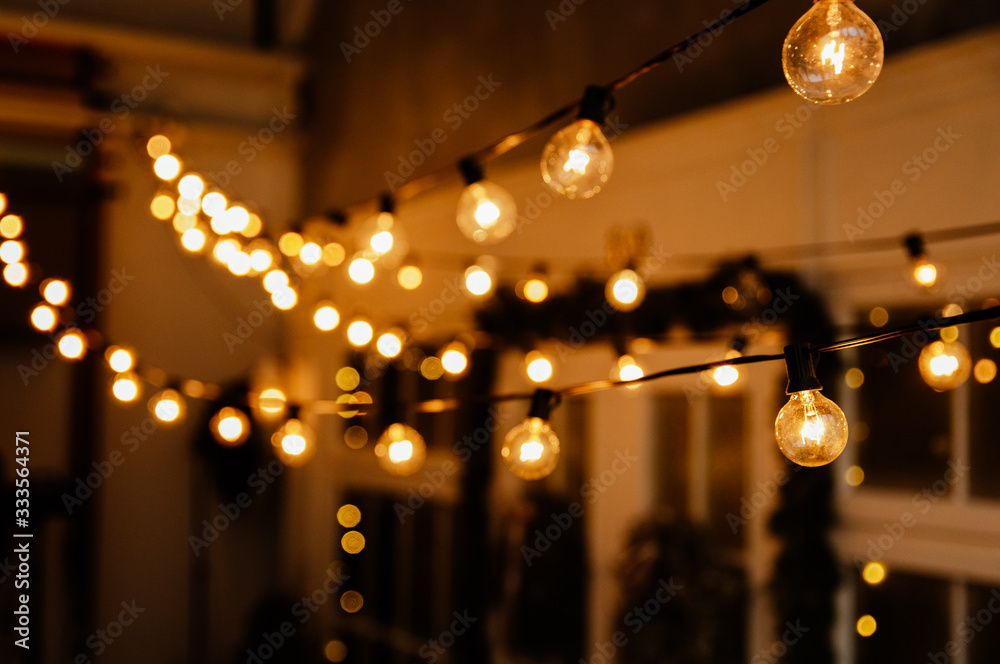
[[313, 302, 340, 331], [606, 269, 645, 311], [177, 197, 200, 216], [324, 640, 348, 663], [846, 465, 865, 487], [869, 306, 889, 327], [242, 213, 262, 237], [397, 264, 422, 290], [278, 231, 304, 257], [918, 340, 971, 391], [58, 330, 86, 359], [249, 248, 273, 272], [913, 260, 938, 287], [856, 615, 877, 637], [420, 357, 444, 380], [262, 269, 289, 293], [456, 181, 518, 244], [150, 389, 185, 423], [862, 562, 886, 585], [226, 251, 252, 276], [502, 417, 560, 480], [782, 0, 884, 105], [3, 262, 27, 286], [526, 351, 553, 383], [150, 194, 175, 220], [616, 355, 644, 382], [30, 304, 57, 331], [153, 154, 181, 180], [337, 504, 361, 528], [943, 303, 963, 318], [173, 212, 197, 232], [464, 265, 492, 296], [991, 327, 1000, 349], [348, 257, 375, 284], [775, 390, 849, 467], [340, 591, 363, 613], [1, 239, 24, 264], [201, 191, 228, 218], [212, 407, 250, 447], [107, 347, 134, 372], [713, 365, 740, 387], [346, 319, 374, 347], [370, 230, 394, 254], [273, 418, 315, 466], [974, 359, 997, 384], [40, 279, 70, 306], [179, 228, 206, 252], [271, 286, 297, 310], [845, 367, 865, 389], [376, 329, 405, 358], [0, 214, 22, 239], [257, 388, 287, 416], [341, 530, 366, 554], [178, 174, 205, 199], [540, 119, 613, 199], [223, 206, 251, 234], [939, 326, 959, 343], [374, 423, 427, 475], [440, 342, 469, 375], [523, 278, 549, 303], [112, 373, 140, 402], [299, 242, 322, 265], [212, 238, 241, 264], [335, 367, 361, 392], [146, 135, 171, 159]]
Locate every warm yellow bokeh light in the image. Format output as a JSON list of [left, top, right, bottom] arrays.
[[713, 365, 739, 387], [153, 154, 181, 180], [112, 373, 140, 402], [272, 287, 297, 310], [322, 242, 346, 266], [376, 330, 404, 358], [106, 347, 134, 372], [227, 250, 252, 276], [344, 425, 368, 449], [151, 389, 184, 423], [262, 269, 289, 293], [397, 264, 423, 290], [341, 530, 366, 554], [845, 465, 865, 487], [201, 192, 227, 219], [441, 343, 468, 375], [249, 248, 273, 272], [348, 257, 375, 284], [863, 562, 886, 585], [180, 228, 206, 252], [1, 239, 24, 264], [617, 355, 644, 382], [0, 214, 22, 239], [420, 357, 444, 380], [856, 615, 877, 637], [177, 173, 205, 199], [337, 504, 362, 528], [58, 330, 86, 359], [524, 278, 549, 303], [313, 302, 341, 331], [212, 407, 250, 447], [41, 279, 70, 306], [324, 640, 348, 663], [172, 212, 197, 233], [464, 266, 492, 296], [146, 135, 171, 159], [346, 319, 373, 346], [3, 262, 28, 287], [150, 194, 175, 220], [258, 388, 287, 416], [278, 231, 304, 257], [845, 368, 865, 389], [974, 359, 997, 384], [335, 367, 361, 391], [340, 591, 363, 613], [299, 242, 322, 265], [212, 238, 241, 264], [943, 303, 963, 318], [869, 306, 889, 328], [526, 351, 553, 383], [913, 261, 938, 287], [939, 326, 959, 343], [30, 304, 57, 331]]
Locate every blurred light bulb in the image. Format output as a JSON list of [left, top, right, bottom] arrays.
[[3, 262, 27, 286], [918, 339, 971, 391], [149, 388, 185, 423], [348, 256, 375, 284], [374, 423, 427, 476], [58, 329, 86, 359], [299, 242, 322, 265], [615, 355, 644, 382], [525, 350, 553, 383], [262, 269, 289, 293], [40, 278, 70, 306], [521, 270, 550, 303], [224, 206, 251, 234], [177, 174, 205, 199], [106, 347, 134, 372], [440, 341, 469, 376], [397, 264, 422, 290], [376, 329, 405, 359], [540, 119, 613, 199], [775, 390, 849, 467], [273, 418, 315, 466], [150, 195, 175, 220], [146, 135, 171, 159], [227, 251, 252, 276], [256, 388, 287, 418], [201, 192, 228, 218], [153, 154, 181, 180], [112, 372, 140, 402], [464, 265, 492, 296], [347, 319, 374, 347], [313, 302, 340, 331], [974, 358, 997, 384], [502, 398, 560, 480], [212, 238, 241, 265], [211, 407, 250, 447], [782, 0, 884, 105], [180, 228, 206, 252], [249, 248, 274, 272], [370, 230, 394, 254], [0, 214, 23, 239], [605, 268, 645, 311], [1, 239, 24, 264], [912, 257, 938, 287], [456, 181, 517, 244], [271, 286, 297, 310], [713, 365, 740, 386], [278, 232, 304, 257], [30, 304, 57, 331]]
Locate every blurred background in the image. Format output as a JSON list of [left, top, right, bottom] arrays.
[[1, 0, 1000, 662]]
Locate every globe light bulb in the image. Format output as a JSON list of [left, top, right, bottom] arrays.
[[41, 278, 70, 306], [464, 264, 493, 296], [178, 173, 205, 199], [313, 301, 341, 331], [149, 388, 185, 423], [106, 346, 134, 372], [525, 350, 554, 383], [397, 263, 423, 290], [540, 86, 615, 199], [501, 389, 560, 480], [146, 134, 171, 159], [912, 257, 938, 287], [272, 416, 315, 466], [347, 318, 374, 347], [299, 241, 322, 265], [614, 355, 644, 383], [374, 423, 427, 476], [112, 372, 141, 402], [1, 239, 24, 264], [57, 329, 87, 359], [440, 341, 469, 376], [782, 0, 884, 105], [153, 154, 181, 180], [348, 256, 375, 284], [211, 406, 250, 447], [918, 339, 971, 391], [3, 262, 28, 286], [523, 277, 549, 303], [376, 328, 405, 359], [605, 268, 645, 311], [713, 364, 740, 387], [455, 159, 518, 244], [30, 304, 58, 331], [255, 388, 287, 419], [0, 213, 22, 239], [181, 228, 206, 252], [774, 345, 849, 467]]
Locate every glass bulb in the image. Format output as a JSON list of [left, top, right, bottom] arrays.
[[540, 119, 613, 199], [464, 265, 493, 296], [918, 340, 971, 391], [346, 319, 374, 347], [525, 351, 554, 383], [112, 372, 141, 402], [149, 388, 185, 423], [782, 0, 884, 105], [501, 417, 560, 480], [912, 257, 939, 288], [615, 355, 644, 382], [272, 418, 315, 466], [440, 341, 469, 376], [374, 423, 427, 476], [397, 264, 423, 290], [456, 180, 517, 244], [211, 407, 250, 447], [774, 390, 849, 467], [313, 302, 341, 331], [605, 269, 646, 311]]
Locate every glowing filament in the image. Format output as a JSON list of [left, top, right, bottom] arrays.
[[474, 201, 500, 228], [929, 353, 959, 377], [519, 439, 544, 463], [563, 149, 591, 174], [821, 39, 846, 74], [388, 440, 413, 463]]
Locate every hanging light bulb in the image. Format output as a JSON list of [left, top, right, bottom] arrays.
[[501, 389, 561, 480], [605, 268, 645, 311], [149, 388, 186, 423], [782, 0, 884, 105], [918, 338, 971, 391], [525, 350, 554, 383], [105, 346, 135, 373], [40, 278, 70, 306], [57, 329, 87, 359], [904, 234, 941, 288], [712, 340, 746, 388], [376, 328, 406, 359], [272, 410, 315, 466], [440, 341, 469, 376], [211, 406, 251, 447], [464, 263, 493, 296], [346, 318, 374, 347], [111, 372, 141, 402], [374, 422, 427, 476], [397, 262, 423, 290], [614, 355, 644, 383], [540, 86, 615, 199], [348, 255, 375, 284], [774, 344, 849, 467], [313, 301, 341, 331], [30, 304, 58, 332], [455, 157, 517, 244]]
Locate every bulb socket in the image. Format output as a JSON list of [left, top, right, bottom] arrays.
[[783, 344, 822, 394], [527, 388, 558, 421], [379, 193, 395, 215], [903, 233, 925, 260], [731, 336, 747, 353], [578, 85, 613, 125], [458, 156, 484, 186], [287, 403, 301, 421]]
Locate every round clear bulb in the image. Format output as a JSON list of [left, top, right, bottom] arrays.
[[540, 119, 613, 199], [456, 181, 517, 244], [149, 388, 185, 423], [374, 423, 427, 476], [918, 340, 971, 391], [501, 417, 561, 480], [774, 389, 849, 467], [911, 257, 939, 288], [605, 269, 646, 311], [782, 0, 884, 105], [211, 407, 251, 447], [272, 418, 315, 466]]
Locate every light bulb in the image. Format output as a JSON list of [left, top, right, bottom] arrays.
[[782, 0, 884, 105], [201, 192, 228, 218], [605, 269, 645, 311], [523, 277, 549, 303], [178, 174, 205, 199], [501, 390, 561, 480], [0, 214, 22, 239], [348, 256, 375, 284], [149, 388, 185, 423], [374, 423, 427, 476], [440, 341, 469, 376], [1, 239, 24, 264], [146, 135, 171, 159], [299, 241, 322, 265], [211, 407, 250, 447], [456, 180, 517, 244], [918, 339, 971, 391], [713, 365, 740, 387], [153, 154, 181, 180], [57, 329, 87, 359], [112, 372, 140, 402], [313, 302, 341, 331], [464, 265, 493, 296], [278, 232, 304, 257], [30, 304, 57, 331], [3, 262, 27, 286], [540, 119, 614, 199], [912, 257, 938, 287], [346, 318, 374, 347], [614, 355, 644, 382], [775, 345, 849, 467], [255, 388, 287, 419], [180, 228, 206, 252], [150, 195, 175, 220], [262, 269, 289, 293], [397, 264, 422, 290], [106, 347, 134, 372], [271, 286, 297, 310], [376, 329, 405, 359], [41, 278, 70, 306], [525, 350, 554, 383], [272, 417, 315, 466]]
